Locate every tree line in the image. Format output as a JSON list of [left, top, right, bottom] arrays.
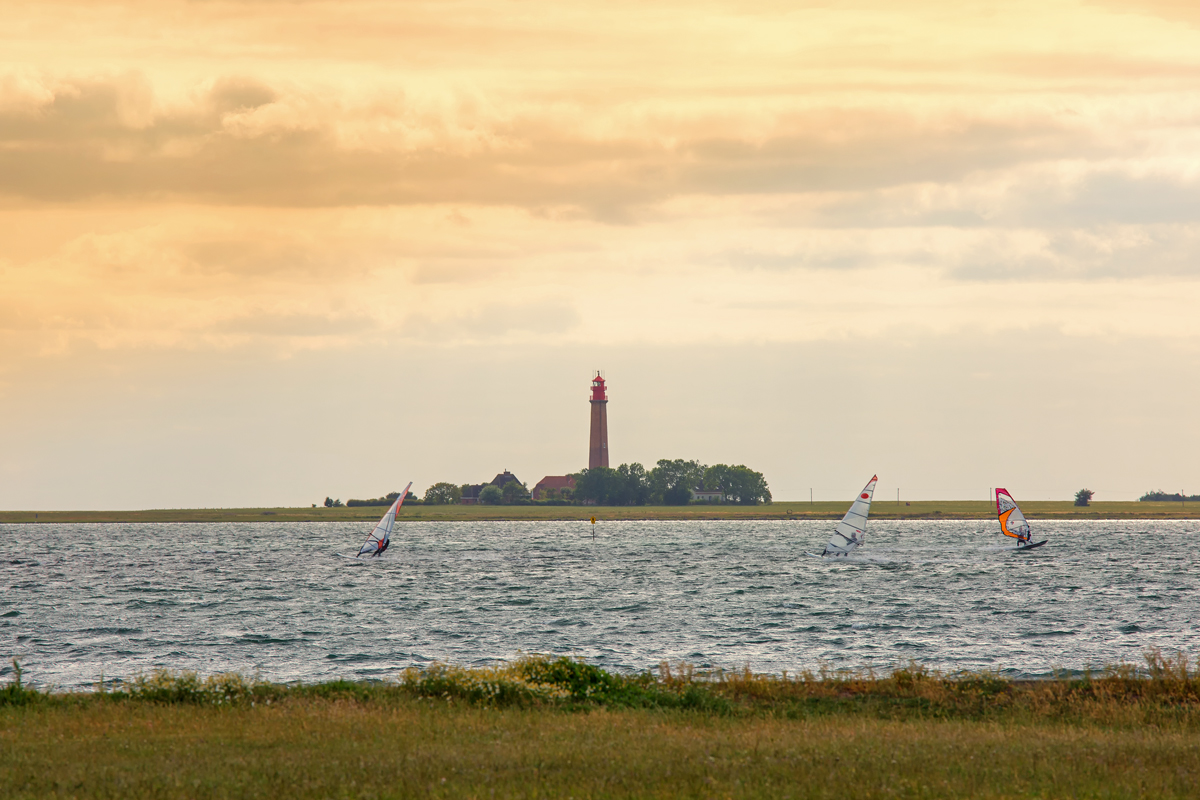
[[419, 481, 531, 505], [332, 460, 771, 507], [572, 460, 770, 506], [343, 490, 418, 507], [1139, 490, 1200, 502]]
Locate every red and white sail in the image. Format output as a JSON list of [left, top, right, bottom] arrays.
[[357, 481, 412, 558], [822, 475, 877, 556], [995, 488, 1031, 543]]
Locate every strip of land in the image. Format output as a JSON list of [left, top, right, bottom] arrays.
[[3, 657, 1199, 799], [2, 500, 1198, 523]]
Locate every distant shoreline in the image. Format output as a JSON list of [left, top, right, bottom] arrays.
[[2, 500, 1198, 523]]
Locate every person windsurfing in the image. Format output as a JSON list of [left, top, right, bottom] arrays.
[[995, 488, 1046, 550], [356, 482, 411, 559]]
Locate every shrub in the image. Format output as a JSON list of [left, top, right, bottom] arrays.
[[398, 662, 565, 706], [0, 658, 39, 707], [117, 670, 280, 705]]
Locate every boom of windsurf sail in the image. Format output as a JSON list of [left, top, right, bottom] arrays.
[[357, 481, 412, 558], [995, 488, 1031, 544], [822, 475, 877, 557]]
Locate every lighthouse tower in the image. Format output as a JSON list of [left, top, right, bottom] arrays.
[[588, 372, 609, 469]]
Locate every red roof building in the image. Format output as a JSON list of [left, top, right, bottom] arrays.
[[532, 475, 576, 501]]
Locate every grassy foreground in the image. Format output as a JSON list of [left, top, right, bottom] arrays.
[[4, 654, 1200, 798], [3, 500, 1200, 523]]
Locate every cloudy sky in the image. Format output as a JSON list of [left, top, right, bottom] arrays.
[[3, 0, 1199, 509]]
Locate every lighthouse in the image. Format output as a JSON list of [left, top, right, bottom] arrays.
[[588, 372, 609, 469]]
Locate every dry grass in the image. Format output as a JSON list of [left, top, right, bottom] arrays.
[[3, 653, 1200, 798], [3, 695, 1198, 798], [693, 649, 1200, 728]]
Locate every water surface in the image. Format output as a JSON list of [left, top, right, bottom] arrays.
[[2, 520, 1197, 689]]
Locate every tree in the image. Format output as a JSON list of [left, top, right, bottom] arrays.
[[575, 467, 625, 505], [663, 483, 693, 505], [479, 485, 503, 505], [1074, 488, 1094, 507], [649, 459, 706, 505], [323, 497, 343, 508], [501, 480, 531, 504], [574, 464, 651, 505], [423, 482, 462, 505], [705, 464, 772, 505], [616, 462, 652, 505]]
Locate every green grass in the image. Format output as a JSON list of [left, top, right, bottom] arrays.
[[3, 654, 1200, 798], [3, 500, 1199, 523]]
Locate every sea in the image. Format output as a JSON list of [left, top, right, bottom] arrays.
[[2, 520, 1197, 690]]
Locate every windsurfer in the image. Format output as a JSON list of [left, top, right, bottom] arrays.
[[818, 477, 877, 558]]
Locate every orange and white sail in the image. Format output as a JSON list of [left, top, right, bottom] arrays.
[[995, 488, 1031, 543], [822, 475, 877, 556], [357, 481, 412, 558]]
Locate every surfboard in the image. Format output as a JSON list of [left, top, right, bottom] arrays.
[[1014, 540, 1048, 552]]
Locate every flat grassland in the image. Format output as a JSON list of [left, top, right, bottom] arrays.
[[2, 500, 1199, 524], [3, 657, 1199, 799]]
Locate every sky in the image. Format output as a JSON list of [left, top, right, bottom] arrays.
[[2, 0, 1199, 509]]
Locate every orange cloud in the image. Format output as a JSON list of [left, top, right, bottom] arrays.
[[1, 0, 1198, 368]]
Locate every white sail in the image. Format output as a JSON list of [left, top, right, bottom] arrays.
[[995, 488, 1031, 545], [357, 481, 412, 558], [822, 475, 878, 557]]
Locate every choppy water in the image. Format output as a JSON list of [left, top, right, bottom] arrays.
[[2, 520, 1198, 689]]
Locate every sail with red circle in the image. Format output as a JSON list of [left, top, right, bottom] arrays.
[[822, 475, 878, 556]]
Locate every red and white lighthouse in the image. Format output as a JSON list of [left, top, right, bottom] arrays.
[[588, 372, 609, 469]]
